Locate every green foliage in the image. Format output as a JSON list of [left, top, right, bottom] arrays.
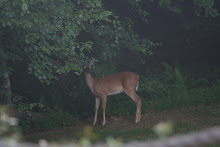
[[10, 94, 38, 112], [131, 0, 219, 17], [194, 0, 219, 17], [0, 87, 41, 113], [20, 108, 76, 133], [138, 62, 220, 111], [128, 0, 149, 23], [88, 14, 159, 65], [157, 0, 182, 14], [188, 82, 220, 105], [0, 0, 158, 88], [92, 63, 117, 77], [0, 0, 113, 84], [174, 68, 190, 106]]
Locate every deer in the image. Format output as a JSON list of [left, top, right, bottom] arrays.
[[83, 59, 142, 126]]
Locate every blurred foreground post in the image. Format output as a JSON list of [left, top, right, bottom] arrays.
[[0, 126, 220, 147]]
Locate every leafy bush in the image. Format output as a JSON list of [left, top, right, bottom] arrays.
[[138, 62, 220, 111], [20, 108, 76, 133]]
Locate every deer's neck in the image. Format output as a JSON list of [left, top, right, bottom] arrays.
[[85, 73, 95, 92]]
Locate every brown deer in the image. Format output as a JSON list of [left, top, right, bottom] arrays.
[[83, 59, 142, 126]]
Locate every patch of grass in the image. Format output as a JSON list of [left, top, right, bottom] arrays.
[[174, 121, 206, 134], [93, 127, 154, 142]]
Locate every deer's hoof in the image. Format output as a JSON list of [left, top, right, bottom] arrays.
[[135, 119, 140, 123], [102, 121, 106, 126]]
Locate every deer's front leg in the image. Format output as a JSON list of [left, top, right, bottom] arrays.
[[93, 97, 100, 126], [101, 96, 107, 126]]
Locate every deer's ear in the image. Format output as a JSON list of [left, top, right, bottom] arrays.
[[89, 58, 95, 66]]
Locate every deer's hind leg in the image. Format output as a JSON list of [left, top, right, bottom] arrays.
[[101, 95, 107, 126], [125, 90, 142, 123]]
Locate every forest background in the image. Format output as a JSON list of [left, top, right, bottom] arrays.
[[0, 0, 220, 134]]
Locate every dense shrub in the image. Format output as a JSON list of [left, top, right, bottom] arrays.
[[20, 108, 76, 133]]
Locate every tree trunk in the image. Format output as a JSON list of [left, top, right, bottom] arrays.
[[0, 58, 12, 104]]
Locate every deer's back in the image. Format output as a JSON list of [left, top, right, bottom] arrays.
[[93, 72, 139, 95]]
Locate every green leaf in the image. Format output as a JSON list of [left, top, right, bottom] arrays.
[[74, 72, 80, 76], [22, 3, 28, 11]]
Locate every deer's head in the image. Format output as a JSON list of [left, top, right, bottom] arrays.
[[79, 58, 95, 73]]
